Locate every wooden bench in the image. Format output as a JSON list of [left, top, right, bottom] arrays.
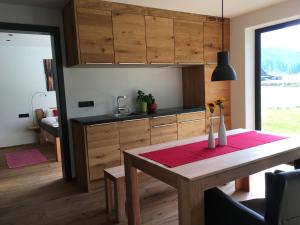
[[104, 165, 143, 223], [104, 166, 249, 223], [104, 166, 126, 223]]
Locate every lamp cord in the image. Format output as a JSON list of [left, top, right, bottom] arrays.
[[222, 0, 224, 51]]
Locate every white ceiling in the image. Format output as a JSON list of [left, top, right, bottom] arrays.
[[0, 32, 52, 47], [0, 0, 289, 17]]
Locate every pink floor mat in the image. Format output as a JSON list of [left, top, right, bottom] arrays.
[[4, 149, 48, 169]]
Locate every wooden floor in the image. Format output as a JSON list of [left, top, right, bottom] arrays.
[[0, 144, 293, 225]]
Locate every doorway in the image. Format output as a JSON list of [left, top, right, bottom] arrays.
[[255, 19, 300, 135], [0, 23, 72, 181]]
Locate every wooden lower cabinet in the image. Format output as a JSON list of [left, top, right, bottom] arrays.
[[119, 118, 151, 151], [177, 112, 206, 139], [150, 115, 178, 145], [86, 123, 121, 181], [72, 111, 207, 191], [178, 119, 206, 139], [208, 115, 231, 133]]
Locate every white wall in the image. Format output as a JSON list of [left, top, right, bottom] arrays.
[[0, 45, 56, 147], [64, 67, 182, 118], [231, 0, 300, 129]]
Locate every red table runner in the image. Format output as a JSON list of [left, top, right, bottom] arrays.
[[140, 131, 287, 168]]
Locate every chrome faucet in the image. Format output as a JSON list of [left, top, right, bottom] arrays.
[[117, 96, 127, 114]]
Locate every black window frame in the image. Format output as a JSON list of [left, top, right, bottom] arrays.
[[255, 19, 300, 130]]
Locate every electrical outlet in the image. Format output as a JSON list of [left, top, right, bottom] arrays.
[[78, 101, 94, 108], [19, 113, 30, 118]]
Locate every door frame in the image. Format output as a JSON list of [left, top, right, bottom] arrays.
[[0, 22, 72, 181], [255, 19, 300, 130]]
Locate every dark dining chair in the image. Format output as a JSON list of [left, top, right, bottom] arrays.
[[205, 169, 300, 225], [294, 159, 300, 169]]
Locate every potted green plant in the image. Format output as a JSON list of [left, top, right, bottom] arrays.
[[136, 90, 147, 113], [144, 94, 157, 114]]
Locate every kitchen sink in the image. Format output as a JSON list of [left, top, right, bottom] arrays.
[[112, 112, 144, 118]]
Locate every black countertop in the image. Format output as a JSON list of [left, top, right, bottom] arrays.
[[70, 107, 205, 125]]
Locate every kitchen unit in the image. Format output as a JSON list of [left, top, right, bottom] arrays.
[[63, 0, 229, 66], [65, 0, 232, 192], [71, 109, 205, 191]]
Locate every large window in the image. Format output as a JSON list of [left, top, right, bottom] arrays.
[[255, 20, 300, 135]]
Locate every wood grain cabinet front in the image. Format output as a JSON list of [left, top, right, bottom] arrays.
[[76, 7, 115, 64], [203, 21, 222, 63], [150, 115, 178, 145], [145, 16, 174, 64], [177, 112, 206, 139], [203, 21, 230, 63], [174, 19, 204, 64], [119, 119, 151, 151], [86, 123, 121, 181], [204, 64, 231, 131], [112, 12, 147, 64]]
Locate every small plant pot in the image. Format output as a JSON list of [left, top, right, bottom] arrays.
[[138, 101, 147, 113], [148, 102, 158, 114]]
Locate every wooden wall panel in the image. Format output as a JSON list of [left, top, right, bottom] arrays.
[[182, 66, 205, 109], [63, 0, 80, 66], [71, 122, 89, 191]]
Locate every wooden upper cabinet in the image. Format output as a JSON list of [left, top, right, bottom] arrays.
[[145, 16, 174, 63], [174, 20, 204, 64], [112, 13, 147, 63], [63, 0, 229, 66], [203, 22, 222, 63], [76, 8, 115, 64]]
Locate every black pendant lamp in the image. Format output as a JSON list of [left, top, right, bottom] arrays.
[[211, 0, 237, 81]]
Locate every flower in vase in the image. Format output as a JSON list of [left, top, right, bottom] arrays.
[[215, 97, 225, 110], [207, 102, 215, 114]]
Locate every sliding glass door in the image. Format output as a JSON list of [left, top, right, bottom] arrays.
[[255, 20, 300, 135]]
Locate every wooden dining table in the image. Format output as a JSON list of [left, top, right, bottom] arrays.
[[124, 129, 300, 225]]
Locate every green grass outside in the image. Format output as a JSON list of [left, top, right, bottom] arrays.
[[262, 108, 300, 134]]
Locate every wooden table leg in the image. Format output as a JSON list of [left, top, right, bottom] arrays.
[[114, 177, 126, 222], [178, 179, 205, 225], [124, 153, 141, 225], [55, 137, 62, 162], [235, 176, 250, 192], [104, 173, 113, 214]]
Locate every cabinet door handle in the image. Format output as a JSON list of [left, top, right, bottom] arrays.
[[85, 62, 113, 65], [152, 123, 177, 128], [179, 119, 204, 124], [120, 118, 148, 123], [176, 62, 203, 65], [152, 115, 175, 119], [118, 63, 146, 65], [150, 62, 172, 65]]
